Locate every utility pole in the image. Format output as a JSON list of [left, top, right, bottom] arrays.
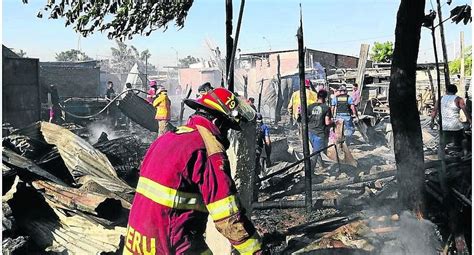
[[297, 4, 312, 213], [436, 0, 451, 89], [226, 0, 234, 91]]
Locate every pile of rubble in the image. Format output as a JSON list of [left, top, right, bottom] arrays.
[[2, 121, 153, 254], [252, 119, 471, 254]]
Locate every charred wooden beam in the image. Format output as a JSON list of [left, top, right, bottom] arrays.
[[252, 200, 305, 210], [312, 170, 396, 191]]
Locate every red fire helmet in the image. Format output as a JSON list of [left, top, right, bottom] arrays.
[[184, 87, 256, 130]]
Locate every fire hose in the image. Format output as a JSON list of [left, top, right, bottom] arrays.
[[57, 89, 148, 119]]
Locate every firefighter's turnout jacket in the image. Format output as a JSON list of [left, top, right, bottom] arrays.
[[287, 89, 318, 122], [152, 91, 171, 120], [125, 115, 262, 255]]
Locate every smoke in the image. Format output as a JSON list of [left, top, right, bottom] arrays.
[[375, 210, 442, 255], [86, 121, 119, 143]]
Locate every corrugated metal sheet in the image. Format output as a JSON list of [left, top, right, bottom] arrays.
[[117, 92, 158, 132], [24, 208, 126, 254], [32, 180, 122, 219], [2, 148, 68, 186], [40, 122, 134, 194]]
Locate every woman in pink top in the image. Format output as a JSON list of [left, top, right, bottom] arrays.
[[147, 80, 158, 104]]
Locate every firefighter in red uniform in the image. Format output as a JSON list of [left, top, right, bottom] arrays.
[[125, 87, 263, 255]]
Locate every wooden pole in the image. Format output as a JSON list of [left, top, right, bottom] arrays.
[[355, 44, 370, 100], [226, 0, 234, 91], [275, 54, 283, 124], [258, 78, 264, 112], [297, 4, 312, 213], [431, 24, 448, 194], [436, 0, 451, 89], [460, 31, 465, 97], [227, 0, 245, 90], [389, 0, 426, 213]]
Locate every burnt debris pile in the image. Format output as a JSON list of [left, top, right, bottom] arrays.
[[2, 121, 152, 254], [251, 120, 471, 254]]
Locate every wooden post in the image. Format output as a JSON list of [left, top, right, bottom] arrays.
[[430, 23, 448, 194], [258, 78, 264, 112], [275, 54, 283, 124], [355, 44, 370, 100], [226, 0, 234, 91], [227, 0, 245, 90], [389, 0, 426, 213], [243, 75, 248, 99], [297, 4, 312, 213], [436, 0, 451, 89]]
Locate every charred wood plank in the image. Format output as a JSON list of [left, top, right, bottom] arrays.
[[252, 200, 305, 210], [312, 170, 396, 191]]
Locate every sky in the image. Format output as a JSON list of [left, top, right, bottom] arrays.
[[2, 0, 472, 68]]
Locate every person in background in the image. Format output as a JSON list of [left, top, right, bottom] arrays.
[[123, 82, 133, 128], [48, 84, 62, 123], [248, 97, 258, 112], [175, 85, 182, 95], [287, 79, 318, 126], [431, 84, 471, 153], [420, 86, 434, 115], [351, 83, 361, 107], [331, 85, 357, 145], [125, 87, 264, 255], [147, 80, 158, 104], [255, 113, 272, 179], [105, 81, 116, 100], [197, 82, 214, 98], [153, 85, 171, 136], [105, 81, 118, 128], [308, 89, 333, 170]]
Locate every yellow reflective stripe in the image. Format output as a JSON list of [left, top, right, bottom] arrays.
[[203, 98, 226, 114], [175, 126, 195, 134], [206, 195, 240, 221], [233, 234, 262, 255], [122, 247, 133, 255], [136, 177, 207, 212]]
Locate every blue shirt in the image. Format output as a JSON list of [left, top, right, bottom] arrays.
[[331, 96, 353, 106]]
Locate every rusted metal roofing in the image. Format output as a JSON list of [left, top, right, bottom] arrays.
[[39, 122, 134, 194], [32, 180, 123, 219]]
